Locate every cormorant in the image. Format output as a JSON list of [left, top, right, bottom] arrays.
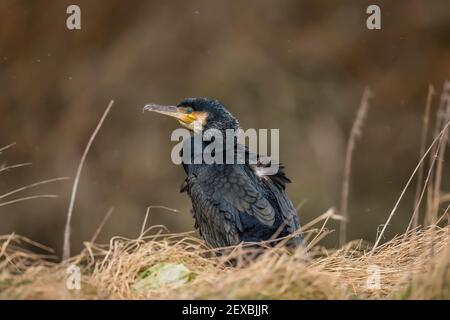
[[144, 98, 302, 248]]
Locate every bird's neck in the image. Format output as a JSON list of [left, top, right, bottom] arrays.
[[184, 130, 243, 167]]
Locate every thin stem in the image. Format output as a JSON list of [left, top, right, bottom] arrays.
[[63, 100, 114, 261]]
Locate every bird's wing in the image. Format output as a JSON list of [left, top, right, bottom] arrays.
[[245, 148, 290, 190], [188, 178, 242, 247], [246, 148, 302, 239], [261, 176, 301, 235], [183, 166, 277, 245], [204, 167, 276, 228]]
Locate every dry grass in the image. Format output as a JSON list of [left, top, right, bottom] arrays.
[[340, 87, 372, 246], [412, 85, 435, 229], [63, 100, 115, 261], [0, 222, 449, 300]]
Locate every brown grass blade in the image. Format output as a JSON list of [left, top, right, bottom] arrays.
[[412, 85, 435, 228], [340, 87, 372, 246], [62, 100, 115, 261]]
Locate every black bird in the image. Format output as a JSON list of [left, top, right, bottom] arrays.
[[144, 98, 302, 248]]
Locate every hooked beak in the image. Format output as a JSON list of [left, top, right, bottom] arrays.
[[143, 104, 196, 125]]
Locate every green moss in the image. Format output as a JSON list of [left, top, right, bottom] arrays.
[[133, 262, 192, 292]]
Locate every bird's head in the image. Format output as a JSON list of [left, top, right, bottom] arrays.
[[144, 97, 239, 133]]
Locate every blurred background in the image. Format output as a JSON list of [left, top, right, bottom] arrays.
[[0, 0, 449, 255]]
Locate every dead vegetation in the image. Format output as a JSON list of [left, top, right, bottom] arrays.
[[0, 222, 449, 299]]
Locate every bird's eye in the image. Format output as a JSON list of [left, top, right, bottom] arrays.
[[186, 107, 193, 114]]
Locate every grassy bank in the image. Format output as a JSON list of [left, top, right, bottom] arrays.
[[1, 222, 449, 299]]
